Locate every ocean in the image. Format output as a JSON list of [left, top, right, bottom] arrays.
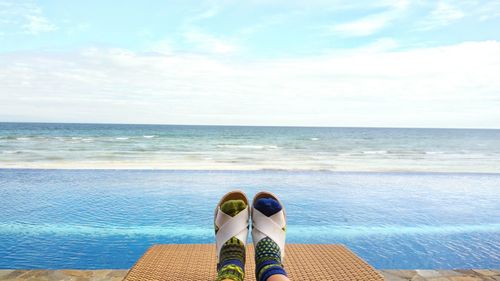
[[1, 122, 500, 172], [0, 123, 499, 269]]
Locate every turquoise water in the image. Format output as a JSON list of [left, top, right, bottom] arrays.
[[1, 169, 499, 269], [0, 123, 499, 269], [1, 123, 500, 172]]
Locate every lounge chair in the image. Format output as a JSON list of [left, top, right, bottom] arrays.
[[123, 244, 384, 280]]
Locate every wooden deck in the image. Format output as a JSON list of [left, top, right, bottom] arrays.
[[123, 244, 383, 281]]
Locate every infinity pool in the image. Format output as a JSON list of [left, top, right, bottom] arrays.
[[0, 169, 499, 269]]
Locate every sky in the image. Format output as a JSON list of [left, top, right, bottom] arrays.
[[0, 0, 499, 128]]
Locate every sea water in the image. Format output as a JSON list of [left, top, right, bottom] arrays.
[[1, 122, 500, 172], [0, 123, 499, 269]]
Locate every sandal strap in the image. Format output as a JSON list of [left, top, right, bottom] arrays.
[[215, 206, 249, 258], [252, 208, 286, 259]]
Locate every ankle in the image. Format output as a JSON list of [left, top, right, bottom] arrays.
[[255, 237, 287, 281]]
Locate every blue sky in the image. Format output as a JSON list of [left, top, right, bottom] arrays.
[[1, 0, 500, 127]]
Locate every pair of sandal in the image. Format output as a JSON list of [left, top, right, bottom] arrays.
[[214, 190, 287, 262]]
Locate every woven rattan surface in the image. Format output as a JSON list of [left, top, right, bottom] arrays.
[[124, 244, 384, 281]]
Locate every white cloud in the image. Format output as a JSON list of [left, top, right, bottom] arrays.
[[183, 30, 238, 54], [246, 0, 410, 11], [327, 1, 409, 37], [418, 1, 464, 30], [476, 1, 500, 21], [0, 0, 56, 35], [178, 4, 240, 55], [0, 41, 499, 128], [148, 39, 174, 55], [357, 38, 400, 52], [331, 15, 394, 37], [23, 14, 57, 34], [187, 6, 220, 23]]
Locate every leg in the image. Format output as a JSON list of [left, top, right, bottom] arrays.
[[214, 191, 249, 281], [224, 274, 290, 281], [268, 275, 291, 281], [252, 193, 290, 281]]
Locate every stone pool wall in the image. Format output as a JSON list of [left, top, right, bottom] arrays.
[[1, 269, 499, 280]]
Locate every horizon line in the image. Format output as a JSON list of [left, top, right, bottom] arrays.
[[0, 121, 499, 130]]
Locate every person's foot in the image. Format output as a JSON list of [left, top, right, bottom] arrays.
[[252, 192, 288, 281], [214, 191, 249, 281]]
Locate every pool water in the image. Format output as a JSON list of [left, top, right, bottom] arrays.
[[0, 169, 499, 269]]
